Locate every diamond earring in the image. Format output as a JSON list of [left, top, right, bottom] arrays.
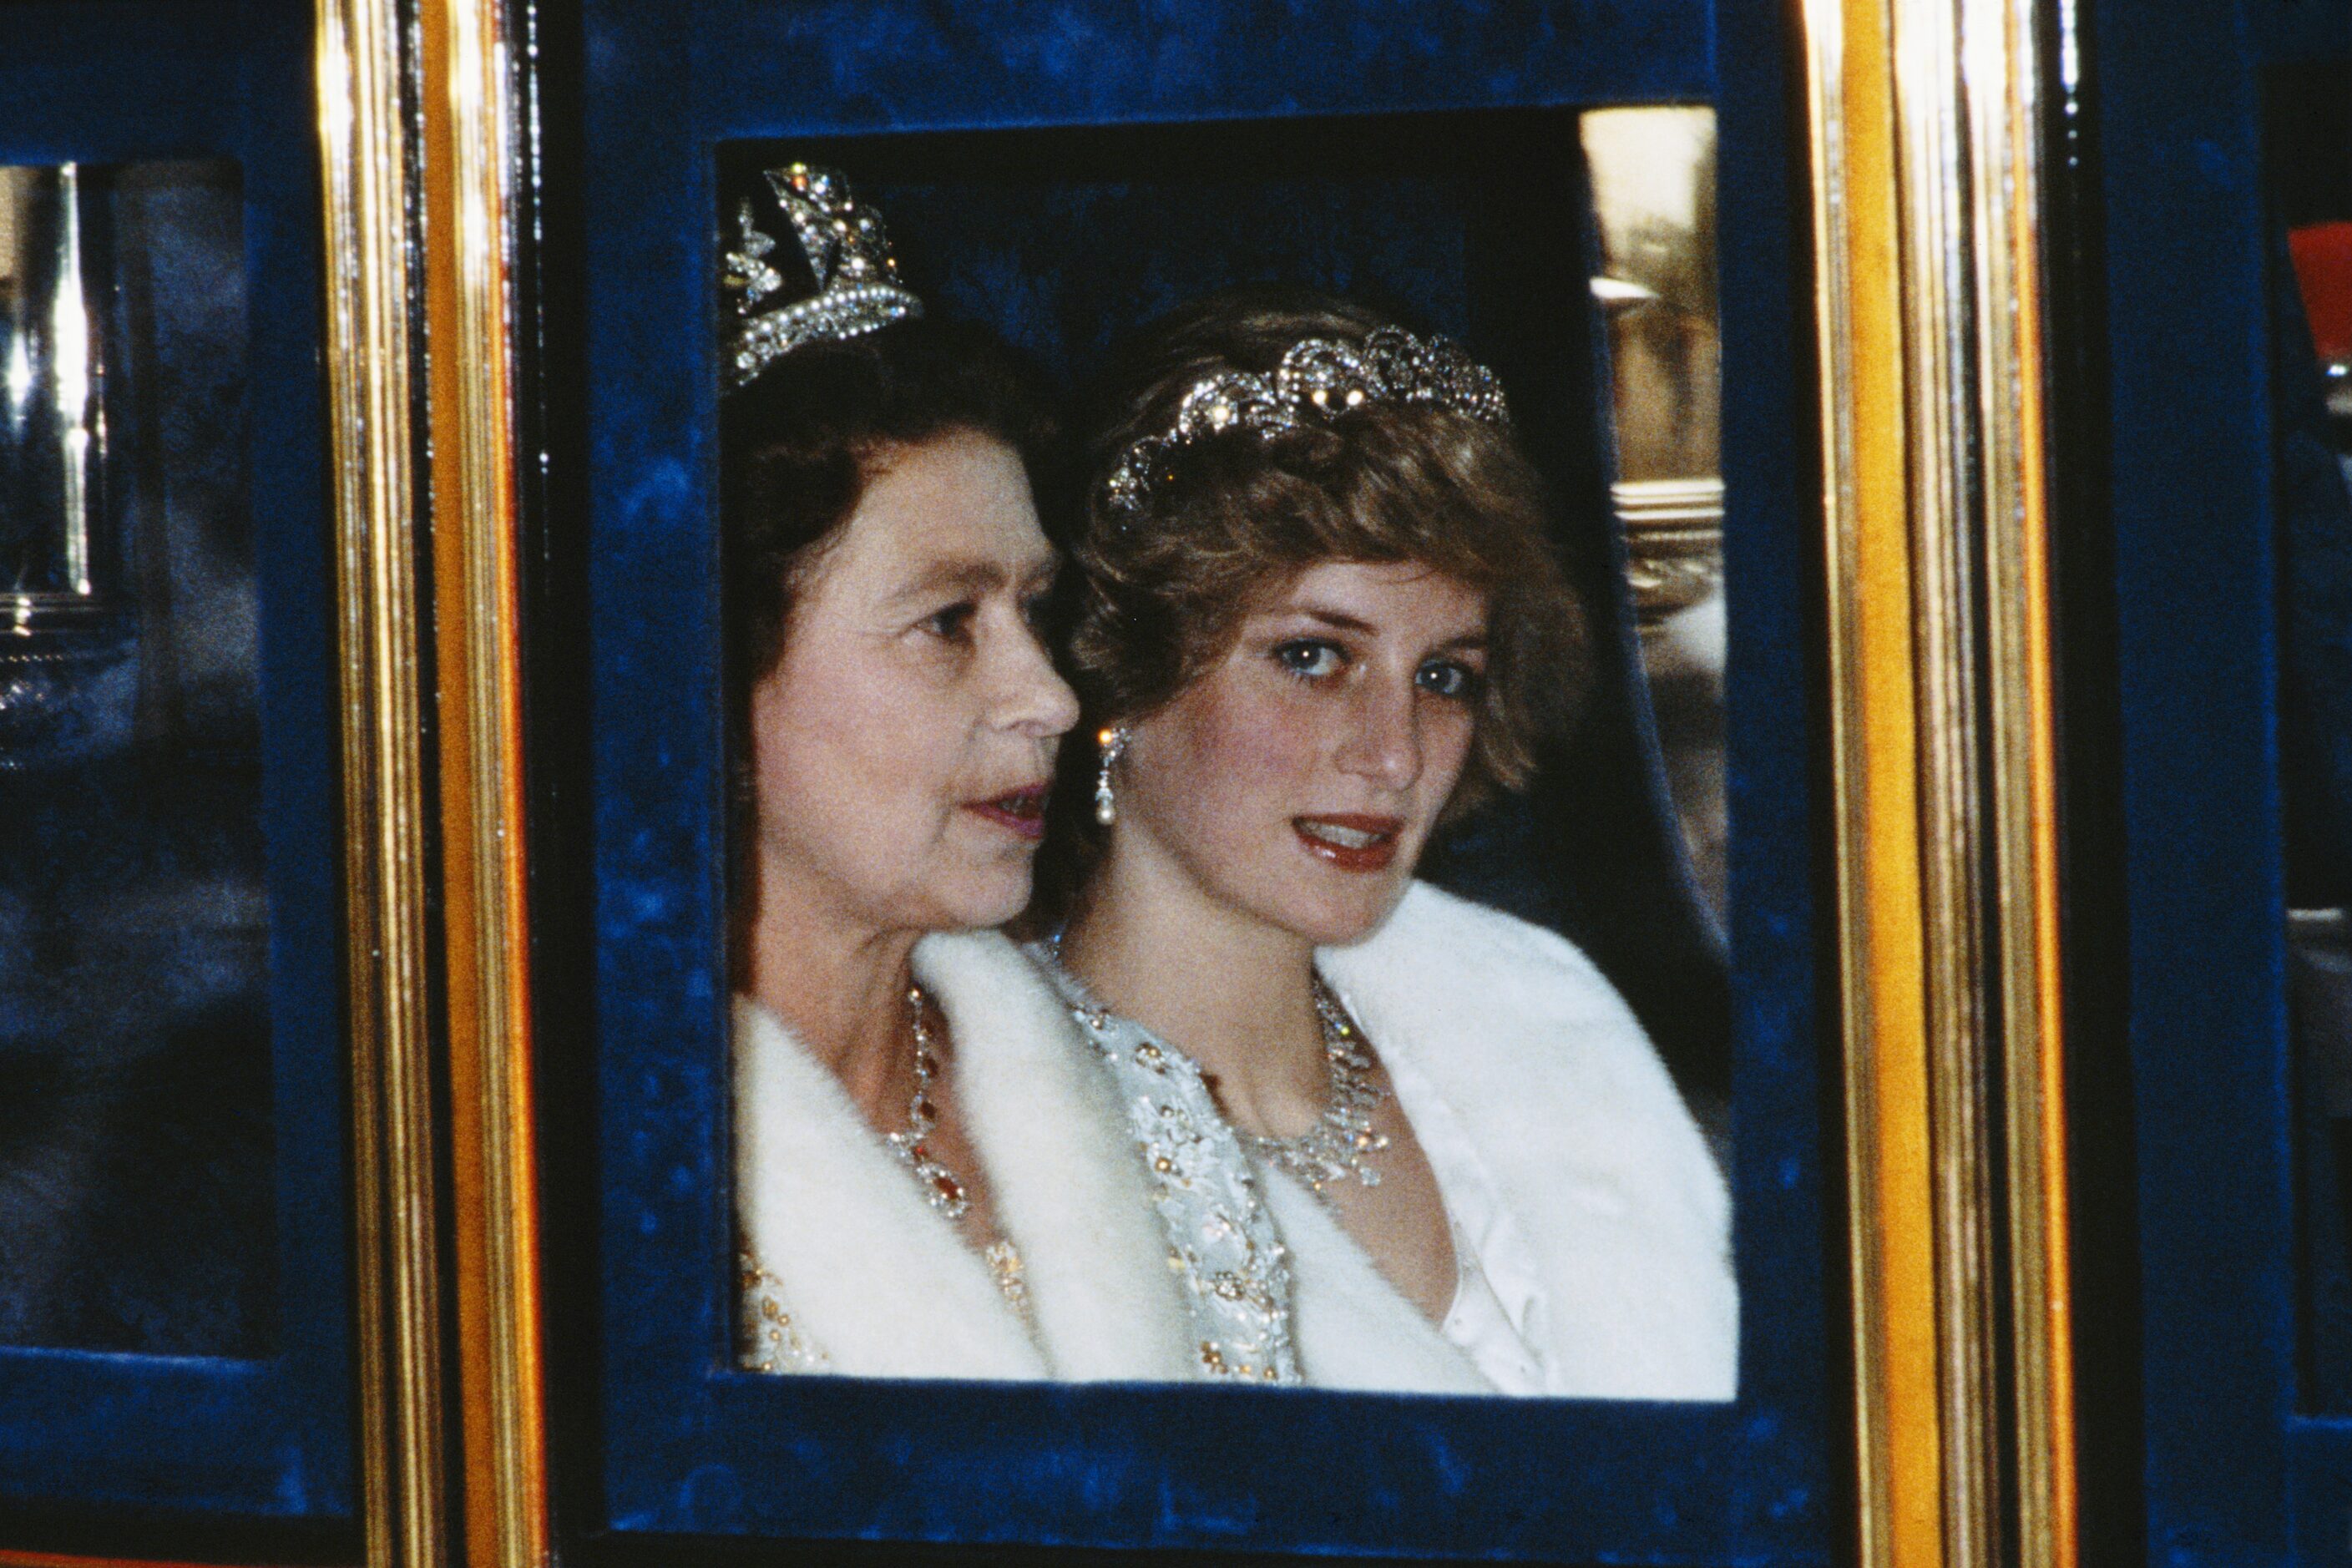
[[1094, 726, 1130, 827]]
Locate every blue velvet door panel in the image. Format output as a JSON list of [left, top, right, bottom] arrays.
[[0, 0, 353, 1523], [2102, 0, 2352, 1560], [579, 1, 1833, 1559]]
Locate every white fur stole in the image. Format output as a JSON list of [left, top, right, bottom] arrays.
[[732, 928, 1196, 1382], [1314, 882, 1740, 1400]]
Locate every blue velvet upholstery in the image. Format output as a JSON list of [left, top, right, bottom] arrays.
[[580, 0, 1834, 1559], [0, 0, 353, 1522], [2102, 0, 2326, 1560]]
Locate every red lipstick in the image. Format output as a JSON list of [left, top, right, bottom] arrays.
[[967, 784, 1050, 841], [1292, 813, 1403, 873]]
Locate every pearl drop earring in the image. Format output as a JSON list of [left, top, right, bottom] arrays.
[[1094, 726, 1130, 827]]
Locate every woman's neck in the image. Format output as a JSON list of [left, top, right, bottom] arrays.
[[743, 866, 923, 1115], [1062, 840, 1330, 1139]]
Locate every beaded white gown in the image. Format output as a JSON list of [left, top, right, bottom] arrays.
[[1039, 880, 1738, 1399]]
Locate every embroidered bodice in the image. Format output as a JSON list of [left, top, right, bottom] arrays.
[[739, 1251, 829, 1373], [740, 1237, 1030, 1376], [1042, 960, 1303, 1385]]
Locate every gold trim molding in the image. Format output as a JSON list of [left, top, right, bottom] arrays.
[[1801, 0, 2076, 1565], [419, 0, 552, 1563], [315, 0, 448, 1564], [1975, 5, 2078, 1561]]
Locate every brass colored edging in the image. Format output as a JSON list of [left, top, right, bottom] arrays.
[[1971, 0, 2079, 1560], [419, 0, 552, 1561], [316, 3, 448, 1565], [1803, 0, 1945, 1560], [1889, 0, 2004, 1557], [1802, 0, 2076, 1564]]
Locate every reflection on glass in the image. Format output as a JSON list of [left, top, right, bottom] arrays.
[[2, 165, 104, 599], [2292, 222, 2352, 438], [1580, 107, 1727, 924], [2, 165, 124, 766], [2271, 53, 2352, 1412], [0, 161, 276, 1356]]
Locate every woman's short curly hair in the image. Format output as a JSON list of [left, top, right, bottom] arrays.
[[1061, 286, 1590, 827]]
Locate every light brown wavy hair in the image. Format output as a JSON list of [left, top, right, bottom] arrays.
[[1038, 286, 1590, 913]]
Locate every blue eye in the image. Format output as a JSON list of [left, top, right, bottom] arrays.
[[1417, 659, 1479, 700], [1273, 640, 1344, 680]]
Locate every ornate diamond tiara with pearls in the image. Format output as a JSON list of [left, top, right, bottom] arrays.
[[1100, 326, 1511, 516], [723, 163, 923, 389]]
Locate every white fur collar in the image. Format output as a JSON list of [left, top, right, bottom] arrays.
[[1316, 882, 1738, 1400], [1257, 1171, 1493, 1394], [733, 928, 1196, 1382]]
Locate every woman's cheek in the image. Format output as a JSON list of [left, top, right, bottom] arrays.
[[1200, 682, 1326, 797], [1424, 706, 1479, 804]]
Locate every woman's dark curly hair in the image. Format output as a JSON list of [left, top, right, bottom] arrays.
[[1039, 286, 1589, 912], [721, 316, 1059, 695], [721, 315, 1058, 956]]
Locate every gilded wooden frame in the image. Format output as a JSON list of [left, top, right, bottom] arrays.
[[307, 0, 2085, 1563], [316, 0, 544, 1565], [1800, 0, 2076, 1564], [315, 0, 448, 1564], [417, 0, 550, 1563]]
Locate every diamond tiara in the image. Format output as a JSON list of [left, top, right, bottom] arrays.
[[1100, 326, 1510, 516], [724, 163, 923, 389]]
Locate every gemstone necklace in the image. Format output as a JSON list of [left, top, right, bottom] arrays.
[[1040, 932, 1392, 1196], [881, 984, 1031, 1312], [1243, 978, 1392, 1194], [885, 982, 971, 1221]]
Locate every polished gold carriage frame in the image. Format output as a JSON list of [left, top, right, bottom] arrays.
[[316, 0, 544, 1565], [308, 1, 2080, 1565], [1802, 2, 2076, 1564]]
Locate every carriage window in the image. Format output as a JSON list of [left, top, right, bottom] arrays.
[[710, 115, 1737, 1398], [2267, 52, 2352, 1414], [1582, 106, 1725, 927], [0, 159, 273, 1357]]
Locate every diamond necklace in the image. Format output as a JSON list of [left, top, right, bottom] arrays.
[[1245, 978, 1391, 1194], [885, 983, 971, 1221]]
